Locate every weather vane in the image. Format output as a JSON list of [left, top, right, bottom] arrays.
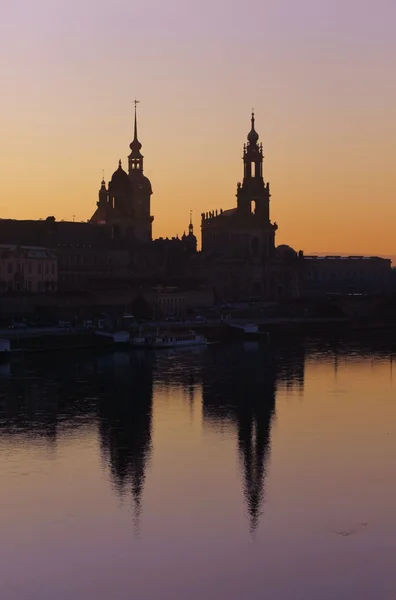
[[134, 98, 140, 109]]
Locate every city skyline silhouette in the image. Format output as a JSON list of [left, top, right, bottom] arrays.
[[1, 0, 395, 257]]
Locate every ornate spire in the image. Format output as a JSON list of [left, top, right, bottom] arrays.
[[134, 99, 139, 140], [118, 159, 122, 168], [130, 99, 143, 157], [189, 210, 194, 235], [247, 110, 259, 145]]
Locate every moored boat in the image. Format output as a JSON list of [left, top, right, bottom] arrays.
[[131, 330, 207, 349], [228, 322, 269, 340]]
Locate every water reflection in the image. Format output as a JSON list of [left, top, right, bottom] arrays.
[[0, 353, 98, 441], [201, 343, 306, 532], [0, 335, 395, 538], [2, 338, 396, 599], [96, 352, 154, 530]]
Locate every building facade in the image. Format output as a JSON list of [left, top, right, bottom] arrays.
[[0, 245, 58, 293], [301, 255, 393, 296]]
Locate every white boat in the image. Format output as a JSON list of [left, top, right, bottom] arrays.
[[131, 330, 207, 349], [229, 322, 259, 335], [228, 322, 270, 340]]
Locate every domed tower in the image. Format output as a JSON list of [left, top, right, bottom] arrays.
[[237, 112, 271, 222], [108, 159, 134, 219], [127, 101, 154, 242]]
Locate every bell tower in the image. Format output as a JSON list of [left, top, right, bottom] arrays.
[[237, 112, 270, 222], [127, 100, 154, 242], [98, 173, 108, 209]]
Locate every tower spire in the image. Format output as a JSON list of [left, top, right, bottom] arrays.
[[133, 98, 139, 142], [189, 209, 194, 235], [129, 99, 143, 171], [247, 110, 259, 146]]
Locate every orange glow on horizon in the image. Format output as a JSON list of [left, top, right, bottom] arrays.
[[1, 0, 395, 256]]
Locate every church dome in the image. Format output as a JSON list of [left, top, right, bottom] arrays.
[[276, 245, 297, 260], [109, 160, 132, 191]]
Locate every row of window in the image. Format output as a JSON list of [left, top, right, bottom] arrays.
[[203, 233, 271, 256], [2, 261, 56, 275], [0, 280, 57, 292], [305, 270, 388, 282], [59, 254, 123, 267], [158, 296, 186, 306]]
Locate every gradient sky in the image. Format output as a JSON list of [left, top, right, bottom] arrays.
[[1, 0, 395, 254]]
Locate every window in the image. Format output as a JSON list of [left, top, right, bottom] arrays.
[[38, 264, 42, 275], [51, 262, 55, 274], [45, 264, 49, 274], [7, 263, 13, 274], [28, 262, 32, 274]]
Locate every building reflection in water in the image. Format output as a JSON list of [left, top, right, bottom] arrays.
[[0, 352, 99, 444], [201, 342, 306, 533], [96, 352, 154, 530], [0, 351, 155, 531], [8, 336, 396, 536], [0, 343, 307, 535]]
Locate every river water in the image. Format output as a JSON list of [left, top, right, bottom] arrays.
[[1, 338, 396, 600]]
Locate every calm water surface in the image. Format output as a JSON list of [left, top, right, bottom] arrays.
[[1, 339, 396, 600]]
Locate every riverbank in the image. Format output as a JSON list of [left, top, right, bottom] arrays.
[[1, 315, 396, 355]]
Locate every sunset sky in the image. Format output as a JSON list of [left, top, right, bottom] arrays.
[[1, 0, 395, 254]]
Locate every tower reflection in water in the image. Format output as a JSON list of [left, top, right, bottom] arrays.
[[0, 342, 306, 535], [201, 342, 305, 533], [96, 351, 154, 530]]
